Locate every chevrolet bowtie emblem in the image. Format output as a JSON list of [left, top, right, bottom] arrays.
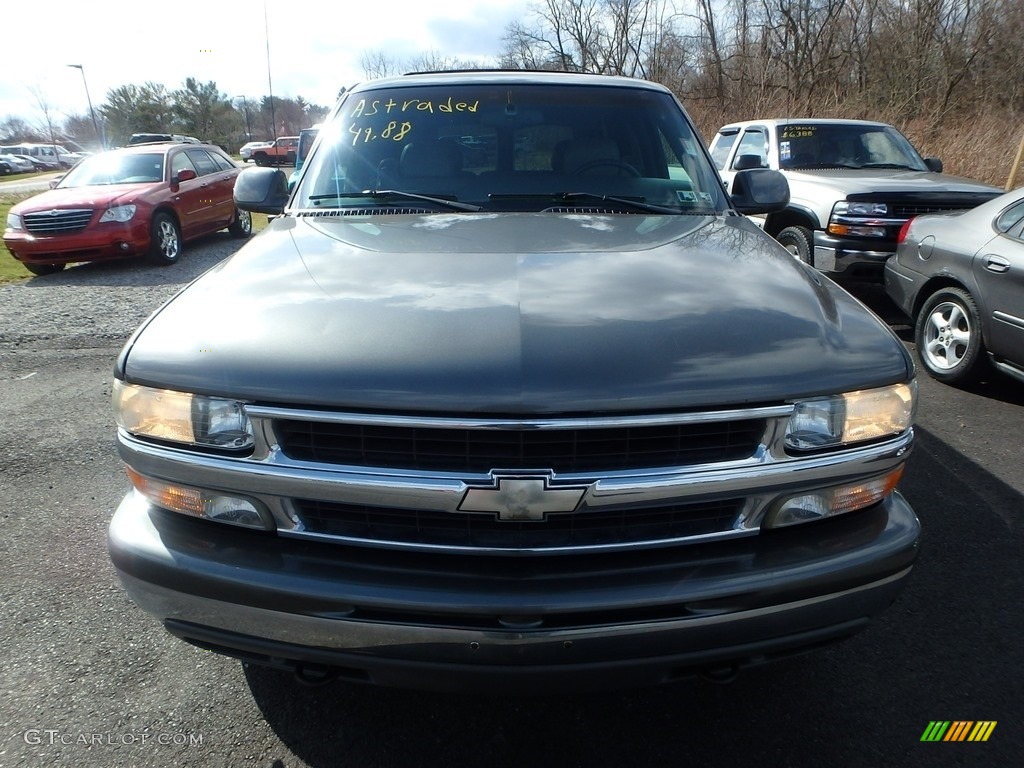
[[458, 475, 588, 522]]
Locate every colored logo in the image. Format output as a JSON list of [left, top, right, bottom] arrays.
[[920, 721, 996, 742]]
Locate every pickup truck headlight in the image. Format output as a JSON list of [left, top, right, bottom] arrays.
[[113, 380, 254, 451], [785, 382, 916, 452], [6, 212, 22, 231], [828, 201, 889, 237]]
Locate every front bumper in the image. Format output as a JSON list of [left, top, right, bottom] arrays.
[[883, 257, 926, 319], [109, 490, 919, 692], [813, 232, 895, 280], [3, 220, 150, 265]]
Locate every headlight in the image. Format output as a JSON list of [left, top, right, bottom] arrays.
[[113, 380, 254, 451], [786, 382, 916, 452], [828, 201, 889, 237], [99, 204, 137, 223], [6, 212, 22, 230], [834, 201, 888, 217], [764, 466, 905, 528], [124, 466, 270, 529]]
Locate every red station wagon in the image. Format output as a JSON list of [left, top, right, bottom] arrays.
[[3, 143, 251, 275]]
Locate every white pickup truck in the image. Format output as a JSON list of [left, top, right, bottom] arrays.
[[710, 119, 1001, 280]]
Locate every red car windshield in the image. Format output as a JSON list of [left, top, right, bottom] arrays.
[[59, 153, 165, 187]]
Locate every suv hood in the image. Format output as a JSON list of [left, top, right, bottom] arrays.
[[120, 213, 911, 413], [785, 168, 999, 198]]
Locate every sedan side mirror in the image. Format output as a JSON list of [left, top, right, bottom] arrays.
[[923, 157, 943, 173], [234, 167, 290, 215]]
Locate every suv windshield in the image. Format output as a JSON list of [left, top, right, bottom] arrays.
[[294, 82, 725, 214], [777, 123, 929, 170]]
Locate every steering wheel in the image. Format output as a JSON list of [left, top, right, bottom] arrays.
[[572, 159, 641, 177]]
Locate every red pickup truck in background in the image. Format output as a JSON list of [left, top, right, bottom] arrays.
[[250, 136, 299, 166]]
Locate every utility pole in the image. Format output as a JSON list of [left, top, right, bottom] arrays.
[[67, 64, 103, 150]]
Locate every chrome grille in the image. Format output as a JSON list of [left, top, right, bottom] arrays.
[[23, 208, 93, 234], [293, 498, 743, 550], [274, 417, 766, 472]]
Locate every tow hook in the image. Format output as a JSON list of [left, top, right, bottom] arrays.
[[293, 663, 339, 687], [701, 663, 740, 684]]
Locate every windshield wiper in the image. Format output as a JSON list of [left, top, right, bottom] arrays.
[[308, 189, 482, 212], [489, 192, 681, 215]]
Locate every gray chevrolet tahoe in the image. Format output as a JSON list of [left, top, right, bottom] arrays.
[[108, 71, 920, 693]]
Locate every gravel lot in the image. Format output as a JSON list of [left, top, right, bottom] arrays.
[[0, 235, 239, 359]]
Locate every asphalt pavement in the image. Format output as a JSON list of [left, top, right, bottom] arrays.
[[0, 245, 1021, 768]]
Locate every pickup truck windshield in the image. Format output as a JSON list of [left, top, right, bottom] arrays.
[[777, 123, 929, 171], [295, 83, 725, 213]]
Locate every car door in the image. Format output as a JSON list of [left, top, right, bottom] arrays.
[[168, 149, 212, 238], [716, 126, 770, 195], [185, 148, 236, 230], [973, 199, 1024, 363]]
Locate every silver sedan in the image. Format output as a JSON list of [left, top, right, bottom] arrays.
[[885, 186, 1024, 385]]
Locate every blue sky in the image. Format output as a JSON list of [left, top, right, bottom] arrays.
[[0, 0, 531, 127]]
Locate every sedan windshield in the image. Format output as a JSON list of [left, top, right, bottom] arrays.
[[59, 153, 165, 187], [295, 83, 726, 214]]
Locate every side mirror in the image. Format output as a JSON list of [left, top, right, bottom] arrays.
[[234, 167, 289, 215], [730, 169, 790, 214], [174, 168, 198, 183], [48, 175, 64, 189], [924, 157, 943, 173], [734, 153, 766, 170]]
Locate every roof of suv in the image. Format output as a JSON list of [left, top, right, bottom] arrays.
[[348, 69, 673, 93], [718, 118, 895, 130]]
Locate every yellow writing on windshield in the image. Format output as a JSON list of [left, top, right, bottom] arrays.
[[349, 121, 413, 145], [781, 127, 816, 139], [348, 96, 480, 118]]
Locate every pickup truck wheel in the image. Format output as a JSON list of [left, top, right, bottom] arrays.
[[229, 208, 253, 238], [915, 287, 986, 384], [254, 153, 267, 167], [148, 212, 182, 265], [777, 226, 814, 266]]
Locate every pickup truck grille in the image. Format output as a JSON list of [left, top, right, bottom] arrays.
[[274, 417, 765, 473], [889, 202, 976, 217], [293, 498, 743, 549], [23, 208, 93, 234]]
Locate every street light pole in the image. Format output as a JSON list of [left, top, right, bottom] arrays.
[[67, 64, 103, 150]]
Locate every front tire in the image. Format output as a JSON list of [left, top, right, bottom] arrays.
[[914, 286, 985, 384], [229, 208, 252, 238], [25, 263, 65, 276], [148, 212, 182, 265], [777, 226, 814, 266]]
